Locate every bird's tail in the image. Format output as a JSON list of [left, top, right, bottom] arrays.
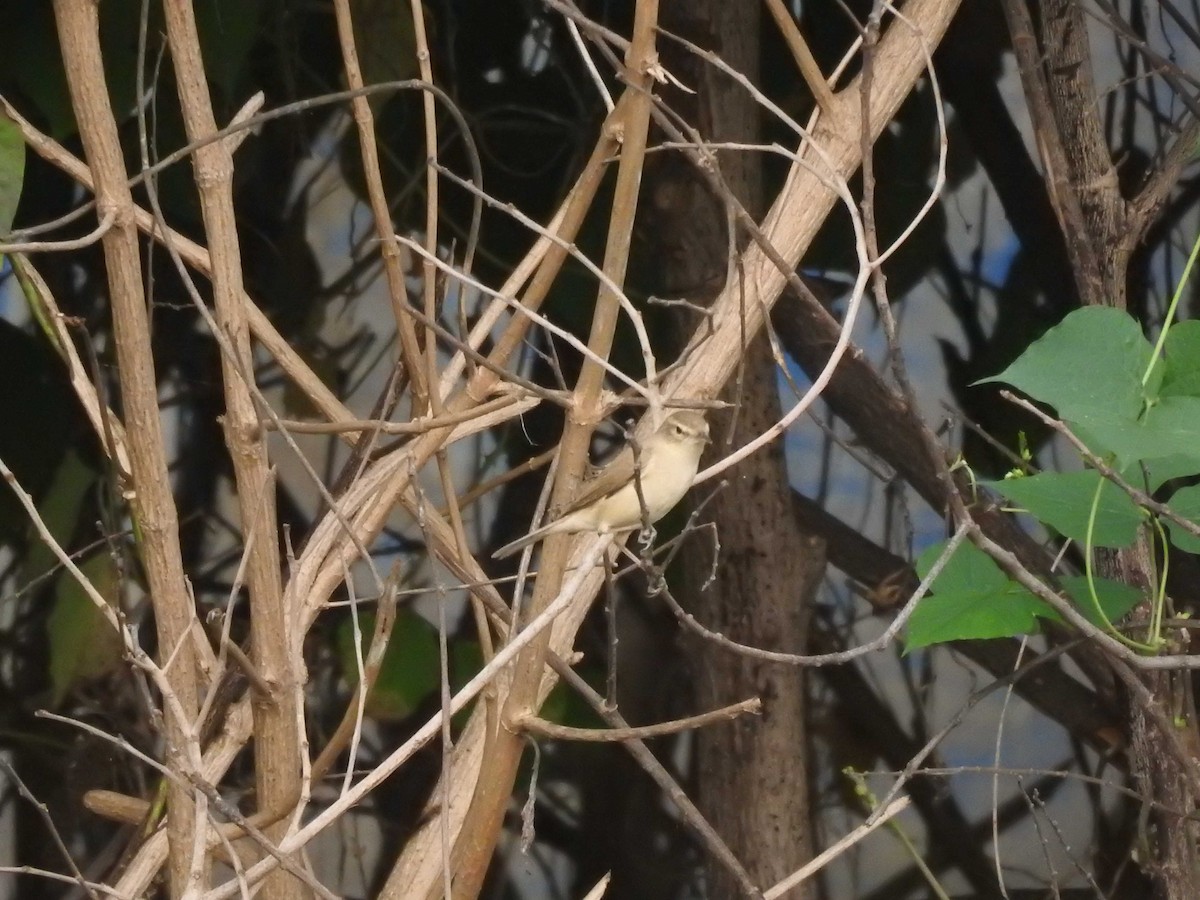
[[491, 523, 556, 560]]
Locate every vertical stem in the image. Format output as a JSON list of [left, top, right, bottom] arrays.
[[447, 2, 662, 897], [332, 0, 431, 412], [157, 2, 300, 897], [50, 1, 204, 894]]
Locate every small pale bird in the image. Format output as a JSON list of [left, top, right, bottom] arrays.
[[492, 409, 710, 560]]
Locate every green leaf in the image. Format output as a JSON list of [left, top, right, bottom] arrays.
[[1, 3, 166, 140], [907, 541, 1145, 650], [1141, 397, 1200, 460], [351, 0, 418, 110], [1160, 320, 1200, 398], [0, 109, 25, 237], [906, 586, 1048, 650], [979, 307, 1155, 424], [196, 0, 266, 98], [986, 471, 1144, 547], [1126, 455, 1200, 493], [47, 553, 123, 706], [978, 309, 1200, 469], [916, 535, 1005, 591], [1, 6, 76, 138], [1080, 396, 1200, 466], [1058, 576, 1142, 627], [1165, 484, 1200, 553], [336, 609, 441, 721], [18, 450, 94, 581], [907, 541, 1050, 650], [0, 323, 79, 542]]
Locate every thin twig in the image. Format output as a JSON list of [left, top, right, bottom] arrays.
[[764, 795, 912, 898], [0, 209, 114, 253], [518, 697, 761, 741]]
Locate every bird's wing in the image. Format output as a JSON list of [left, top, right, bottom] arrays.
[[556, 443, 641, 515]]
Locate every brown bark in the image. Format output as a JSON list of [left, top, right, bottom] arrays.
[[1102, 540, 1200, 900], [1002, 0, 1129, 309], [688, 344, 824, 898], [158, 6, 301, 898], [653, 1, 821, 895], [50, 2, 206, 893]]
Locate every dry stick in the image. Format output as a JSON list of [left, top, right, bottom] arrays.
[[433, 163, 661, 386], [659, 522, 969, 667], [518, 698, 762, 741], [859, 7, 916, 396], [763, 796, 912, 899], [310, 573, 400, 784], [48, 2, 204, 892], [425, 476, 478, 900], [0, 868, 124, 900], [580, 874, 612, 900], [285, 464, 759, 895], [911, 765, 1180, 814], [0, 87, 471, 453], [203, 543, 608, 900], [332, 0, 429, 413], [265, 394, 534, 436], [401, 36, 478, 871], [449, 4, 665, 895], [761, 0, 838, 118], [157, 8, 299, 896], [109, 133, 619, 900], [0, 208, 114, 253], [412, 472, 471, 900], [0, 758, 100, 900], [566, 14, 615, 111], [409, 0, 442, 417], [11, 256, 134, 479]]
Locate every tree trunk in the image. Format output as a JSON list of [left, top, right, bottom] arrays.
[[648, 1, 824, 895]]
